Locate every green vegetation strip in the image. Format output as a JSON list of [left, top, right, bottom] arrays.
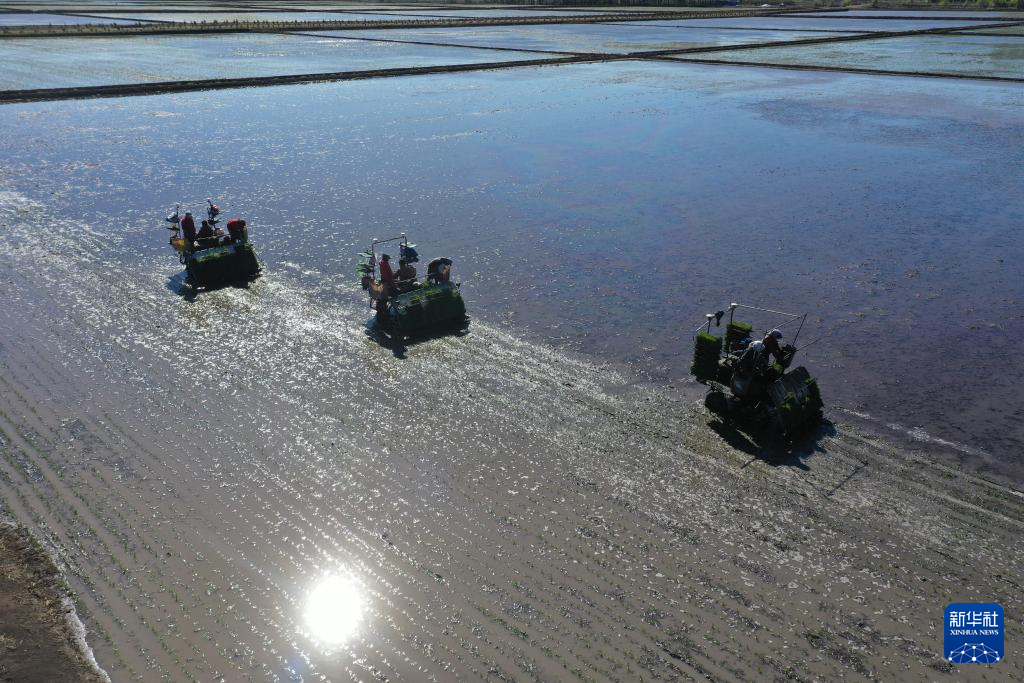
[[0, 9, 806, 38], [0, 55, 604, 104]]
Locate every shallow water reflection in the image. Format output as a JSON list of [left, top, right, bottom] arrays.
[[303, 572, 366, 648], [1, 60, 1022, 476]]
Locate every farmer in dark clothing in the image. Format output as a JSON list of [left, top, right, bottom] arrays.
[[761, 329, 784, 363], [181, 211, 197, 245], [426, 257, 452, 284], [196, 220, 217, 249], [396, 259, 417, 291]]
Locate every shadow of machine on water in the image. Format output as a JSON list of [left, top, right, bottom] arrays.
[[709, 416, 837, 470], [365, 315, 471, 359], [165, 271, 257, 302]]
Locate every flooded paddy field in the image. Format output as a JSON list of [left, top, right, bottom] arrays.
[[2, 56, 1024, 475], [690, 33, 1024, 79], [310, 24, 855, 54], [799, 9, 1024, 18], [611, 15, 1001, 32], [0, 12, 141, 25], [0, 33, 553, 90], [82, 11, 407, 22], [1, 121, 1023, 680], [967, 23, 1024, 35], [1, 7, 1024, 682], [357, 9, 626, 18], [0, 2, 218, 8]]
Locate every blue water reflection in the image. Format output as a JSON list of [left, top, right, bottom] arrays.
[[0, 33, 554, 90], [0, 59, 1022, 468]]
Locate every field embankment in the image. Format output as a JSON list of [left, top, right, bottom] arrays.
[[0, 523, 108, 682]]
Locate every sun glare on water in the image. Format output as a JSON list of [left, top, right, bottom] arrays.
[[304, 573, 366, 647]]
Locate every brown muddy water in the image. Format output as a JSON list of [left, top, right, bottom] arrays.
[[0, 58, 1023, 682]]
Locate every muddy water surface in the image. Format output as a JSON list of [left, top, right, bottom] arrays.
[[2, 61, 1021, 477], [2, 28, 1024, 683]]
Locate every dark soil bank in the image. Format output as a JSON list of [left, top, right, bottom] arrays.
[[0, 524, 105, 683]]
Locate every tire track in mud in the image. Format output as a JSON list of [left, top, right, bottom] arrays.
[[0, 248, 770, 679], [0, 399, 163, 680], [0, 278, 354, 679], [0, 305, 946, 679], [0, 350, 248, 681], [0, 296, 991, 679], [2, 296, 552, 679], [1, 190, 1023, 681], [0, 301, 983, 679], [0, 335, 368, 679]]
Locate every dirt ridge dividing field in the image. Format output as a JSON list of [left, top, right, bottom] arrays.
[[0, 522, 110, 682]]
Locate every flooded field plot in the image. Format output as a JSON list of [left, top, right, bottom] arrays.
[[1, 63, 1023, 681], [2, 7, 1024, 681], [965, 23, 1024, 35], [798, 9, 1024, 18], [83, 10, 420, 22], [0, 11, 141, 25], [0, 3, 220, 7], [250, 3, 688, 11], [311, 24, 855, 55], [611, 15, 999, 32], [0, 33, 553, 90], [685, 33, 1024, 79], [2, 61, 1022, 474], [365, 8, 618, 17]]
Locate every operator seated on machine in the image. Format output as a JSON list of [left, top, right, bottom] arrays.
[[195, 220, 223, 250], [748, 330, 786, 374], [426, 257, 452, 285], [226, 218, 248, 244], [395, 258, 417, 292], [732, 330, 785, 396], [760, 329, 785, 365]]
